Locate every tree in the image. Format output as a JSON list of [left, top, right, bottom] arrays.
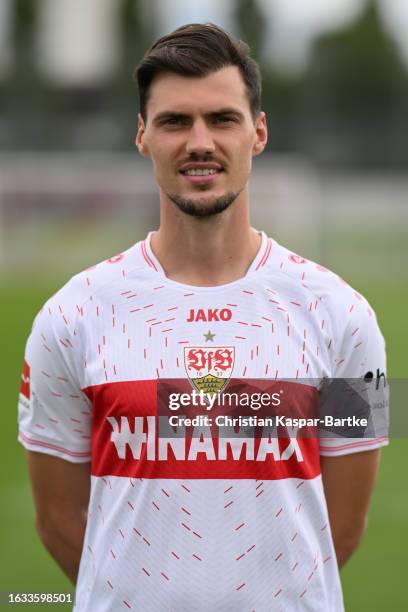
[[121, 0, 155, 74], [306, 0, 407, 119], [234, 0, 266, 63], [300, 0, 408, 166]]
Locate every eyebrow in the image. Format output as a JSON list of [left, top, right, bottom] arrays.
[[152, 108, 245, 124]]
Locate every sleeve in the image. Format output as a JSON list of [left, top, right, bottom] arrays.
[[319, 294, 389, 457], [17, 296, 92, 463]]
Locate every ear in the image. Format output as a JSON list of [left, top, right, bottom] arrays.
[[135, 113, 150, 157], [252, 111, 268, 157]]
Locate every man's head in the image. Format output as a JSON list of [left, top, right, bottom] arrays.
[[135, 23, 267, 218], [135, 23, 262, 124]]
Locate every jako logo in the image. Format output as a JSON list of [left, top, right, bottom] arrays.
[[187, 308, 232, 323]]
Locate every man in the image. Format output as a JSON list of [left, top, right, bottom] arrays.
[[18, 23, 387, 611]]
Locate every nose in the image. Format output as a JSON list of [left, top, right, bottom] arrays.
[[185, 118, 215, 156]]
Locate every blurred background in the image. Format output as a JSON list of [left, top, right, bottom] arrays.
[[1, 0, 407, 610]]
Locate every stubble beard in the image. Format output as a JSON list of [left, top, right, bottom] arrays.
[[167, 189, 243, 218]]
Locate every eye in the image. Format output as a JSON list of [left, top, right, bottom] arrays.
[[166, 117, 181, 125], [161, 116, 187, 127], [214, 115, 236, 124]]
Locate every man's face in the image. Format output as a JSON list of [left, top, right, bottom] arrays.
[[136, 65, 267, 217]]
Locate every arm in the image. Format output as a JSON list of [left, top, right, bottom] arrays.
[[320, 449, 381, 568], [26, 451, 91, 584]]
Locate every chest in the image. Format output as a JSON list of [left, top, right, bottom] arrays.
[[79, 287, 333, 387]]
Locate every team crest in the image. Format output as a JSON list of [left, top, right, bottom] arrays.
[[184, 346, 235, 403]]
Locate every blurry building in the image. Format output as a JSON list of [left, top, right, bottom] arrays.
[[36, 0, 122, 87]]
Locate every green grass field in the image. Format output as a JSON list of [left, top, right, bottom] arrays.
[[1, 280, 406, 611]]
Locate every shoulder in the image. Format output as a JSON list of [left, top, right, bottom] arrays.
[[262, 238, 384, 367], [264, 238, 372, 312], [32, 240, 148, 334]]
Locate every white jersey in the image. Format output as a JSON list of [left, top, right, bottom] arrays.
[[18, 231, 388, 611]]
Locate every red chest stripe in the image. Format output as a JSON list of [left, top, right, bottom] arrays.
[[84, 379, 321, 480]]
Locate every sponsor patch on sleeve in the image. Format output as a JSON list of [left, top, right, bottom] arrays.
[[20, 360, 30, 400]]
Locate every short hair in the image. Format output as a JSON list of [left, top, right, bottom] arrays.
[[135, 23, 262, 122]]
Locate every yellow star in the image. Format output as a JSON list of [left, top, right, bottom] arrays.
[[204, 330, 215, 342]]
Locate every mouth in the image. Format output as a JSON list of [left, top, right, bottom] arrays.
[[179, 163, 224, 185]]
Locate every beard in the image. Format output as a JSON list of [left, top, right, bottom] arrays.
[[167, 189, 242, 218]]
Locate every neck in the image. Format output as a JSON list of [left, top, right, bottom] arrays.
[[151, 188, 261, 286]]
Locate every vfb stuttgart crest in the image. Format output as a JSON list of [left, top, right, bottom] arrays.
[[184, 346, 235, 402]]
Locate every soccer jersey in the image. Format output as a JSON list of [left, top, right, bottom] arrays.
[[18, 231, 388, 611]]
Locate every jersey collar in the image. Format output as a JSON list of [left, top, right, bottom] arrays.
[[141, 230, 272, 285]]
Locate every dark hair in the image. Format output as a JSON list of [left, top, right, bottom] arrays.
[[135, 23, 262, 121]]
